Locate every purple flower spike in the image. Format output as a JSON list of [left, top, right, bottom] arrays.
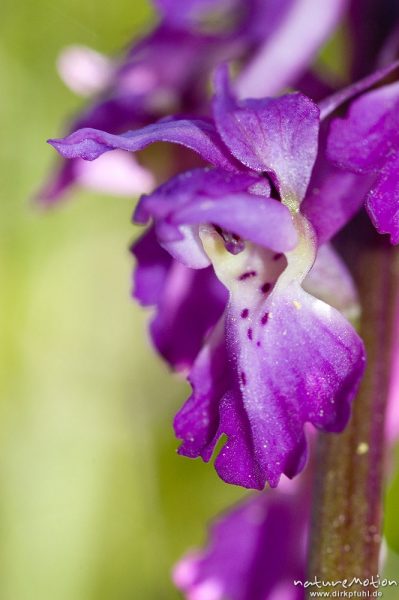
[[174, 480, 308, 600], [327, 81, 399, 243]]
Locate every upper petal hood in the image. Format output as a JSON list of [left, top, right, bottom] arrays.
[[213, 66, 320, 203]]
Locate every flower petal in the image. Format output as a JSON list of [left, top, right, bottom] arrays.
[[303, 244, 360, 321], [135, 167, 297, 260], [327, 82, 399, 243], [173, 486, 308, 600], [301, 155, 372, 244], [319, 60, 399, 120], [134, 168, 260, 224], [170, 194, 298, 253], [132, 229, 227, 369], [327, 81, 399, 173], [131, 227, 172, 307], [175, 252, 365, 489], [220, 283, 365, 488], [48, 118, 238, 171], [213, 66, 320, 202], [365, 155, 399, 244]]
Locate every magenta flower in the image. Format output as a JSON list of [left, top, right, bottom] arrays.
[[48, 65, 371, 489]]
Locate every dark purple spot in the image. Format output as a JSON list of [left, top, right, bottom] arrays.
[[261, 312, 269, 325], [238, 270, 257, 281], [260, 282, 272, 294], [240, 371, 247, 386], [225, 235, 245, 255], [241, 308, 249, 319], [247, 328, 253, 340], [256, 341, 261, 347], [273, 253, 283, 261], [213, 226, 245, 255]]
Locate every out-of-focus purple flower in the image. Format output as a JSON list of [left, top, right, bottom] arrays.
[[57, 45, 114, 97], [173, 476, 309, 600], [234, 0, 348, 99], [41, 0, 348, 203], [49, 66, 367, 489]]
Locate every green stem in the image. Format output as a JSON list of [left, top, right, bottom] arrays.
[[307, 236, 399, 594]]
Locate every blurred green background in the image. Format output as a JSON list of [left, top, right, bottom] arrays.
[[1, 0, 399, 598], [0, 1, 245, 598]]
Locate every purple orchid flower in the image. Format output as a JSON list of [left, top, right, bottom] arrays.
[[40, 0, 348, 204], [172, 256, 363, 599], [173, 475, 309, 600], [48, 64, 370, 489], [128, 62, 399, 371]]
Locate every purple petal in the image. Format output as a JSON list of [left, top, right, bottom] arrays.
[[301, 155, 372, 244], [174, 322, 229, 454], [213, 66, 319, 202], [217, 284, 365, 488], [40, 98, 149, 203], [169, 194, 298, 253], [327, 82, 399, 243], [135, 168, 260, 224], [150, 264, 228, 371], [156, 224, 211, 269], [236, 0, 348, 100], [132, 230, 227, 369], [131, 228, 172, 307], [303, 244, 360, 320], [136, 167, 297, 258], [173, 485, 308, 600], [366, 155, 399, 244], [48, 118, 238, 171], [327, 82, 399, 173], [319, 60, 399, 120], [175, 274, 365, 489]]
